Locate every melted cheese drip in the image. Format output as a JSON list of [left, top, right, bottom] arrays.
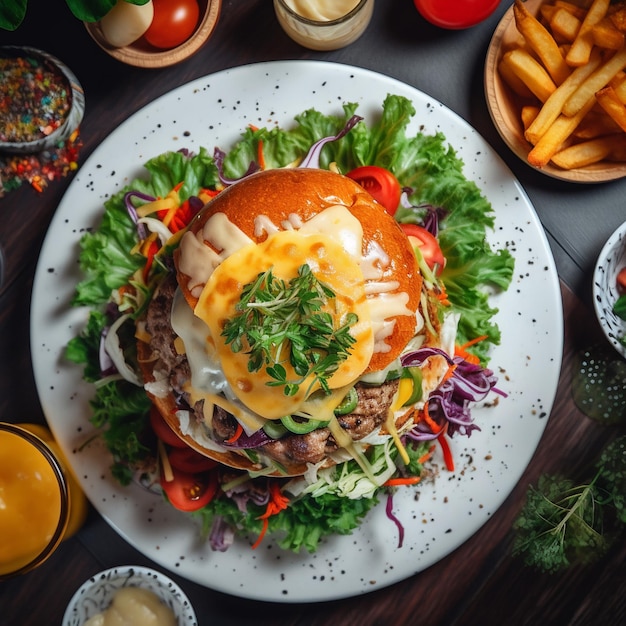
[[194, 230, 374, 419], [178, 213, 254, 298]]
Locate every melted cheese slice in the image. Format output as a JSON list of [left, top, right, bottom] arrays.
[[194, 230, 374, 419]]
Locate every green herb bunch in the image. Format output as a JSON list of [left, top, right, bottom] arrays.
[[221, 264, 358, 397], [512, 435, 626, 573]]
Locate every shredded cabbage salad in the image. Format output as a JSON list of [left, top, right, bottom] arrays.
[[66, 94, 514, 553]]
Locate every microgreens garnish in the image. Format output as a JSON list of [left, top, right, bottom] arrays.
[[221, 264, 358, 397]]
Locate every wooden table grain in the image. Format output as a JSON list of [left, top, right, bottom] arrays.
[[1, 2, 625, 624]]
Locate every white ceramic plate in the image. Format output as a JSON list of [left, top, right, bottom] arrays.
[[31, 60, 563, 603]]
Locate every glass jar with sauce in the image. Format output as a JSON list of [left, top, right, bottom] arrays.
[[273, 0, 374, 51], [0, 422, 87, 580]]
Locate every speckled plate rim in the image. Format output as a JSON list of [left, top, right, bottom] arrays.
[[31, 60, 563, 603], [484, 0, 626, 184], [62, 565, 197, 626], [592, 220, 626, 359], [84, 0, 221, 69]]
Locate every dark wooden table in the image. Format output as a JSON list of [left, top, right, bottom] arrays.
[[1, 1, 625, 624]]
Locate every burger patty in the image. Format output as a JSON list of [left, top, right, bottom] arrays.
[[144, 273, 400, 466]]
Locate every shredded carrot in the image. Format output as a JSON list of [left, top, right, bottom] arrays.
[[224, 423, 243, 444], [455, 334, 488, 365], [384, 476, 422, 487], [257, 139, 266, 170], [251, 482, 290, 549], [142, 238, 160, 282], [417, 444, 436, 465], [441, 363, 457, 382], [421, 402, 444, 435], [438, 430, 455, 472], [460, 334, 489, 349]]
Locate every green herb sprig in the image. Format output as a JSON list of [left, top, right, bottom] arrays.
[[512, 435, 626, 573], [221, 264, 358, 397]]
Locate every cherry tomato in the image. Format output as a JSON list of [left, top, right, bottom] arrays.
[[144, 0, 200, 50], [149, 406, 187, 448], [413, 0, 500, 30], [160, 466, 218, 512], [400, 223, 446, 275], [346, 166, 402, 216], [168, 446, 218, 474]]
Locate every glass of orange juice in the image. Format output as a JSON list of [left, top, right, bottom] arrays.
[[0, 422, 86, 580]]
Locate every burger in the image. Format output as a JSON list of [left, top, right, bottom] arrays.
[[67, 96, 511, 552], [138, 167, 452, 478]]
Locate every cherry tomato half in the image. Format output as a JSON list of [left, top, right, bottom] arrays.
[[168, 446, 218, 474], [413, 0, 500, 30], [149, 406, 187, 448], [160, 465, 218, 512], [346, 166, 402, 216], [144, 0, 200, 50], [400, 223, 446, 275]]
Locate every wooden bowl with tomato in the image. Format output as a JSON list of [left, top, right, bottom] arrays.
[[85, 0, 221, 68]]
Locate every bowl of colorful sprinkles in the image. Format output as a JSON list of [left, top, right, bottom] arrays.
[[0, 46, 85, 155]]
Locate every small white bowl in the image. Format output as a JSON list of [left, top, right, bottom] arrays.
[[593, 221, 626, 360], [62, 565, 197, 626]]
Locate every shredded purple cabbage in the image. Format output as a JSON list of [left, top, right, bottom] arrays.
[[385, 493, 404, 549], [402, 347, 505, 440], [208, 515, 235, 552], [398, 195, 448, 237], [124, 190, 156, 240], [299, 114, 363, 169], [213, 147, 261, 186], [220, 428, 274, 449]]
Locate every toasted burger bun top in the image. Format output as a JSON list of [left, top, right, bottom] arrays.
[[174, 168, 422, 379]]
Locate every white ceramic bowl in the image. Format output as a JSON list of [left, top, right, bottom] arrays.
[[62, 565, 197, 626], [593, 220, 626, 359]]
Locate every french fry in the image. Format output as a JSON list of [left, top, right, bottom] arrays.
[[514, 0, 571, 83], [591, 18, 626, 50], [525, 49, 601, 144], [607, 141, 626, 161], [498, 57, 536, 98], [550, 8, 582, 43], [553, 0, 588, 20], [563, 46, 626, 115], [502, 49, 557, 102], [566, 0, 611, 66], [609, 6, 626, 33], [595, 85, 626, 130], [522, 105, 541, 130], [527, 96, 596, 167], [573, 110, 623, 137], [611, 72, 626, 99], [550, 134, 622, 168]]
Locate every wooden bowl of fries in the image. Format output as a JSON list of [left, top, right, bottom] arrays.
[[485, 0, 626, 182]]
